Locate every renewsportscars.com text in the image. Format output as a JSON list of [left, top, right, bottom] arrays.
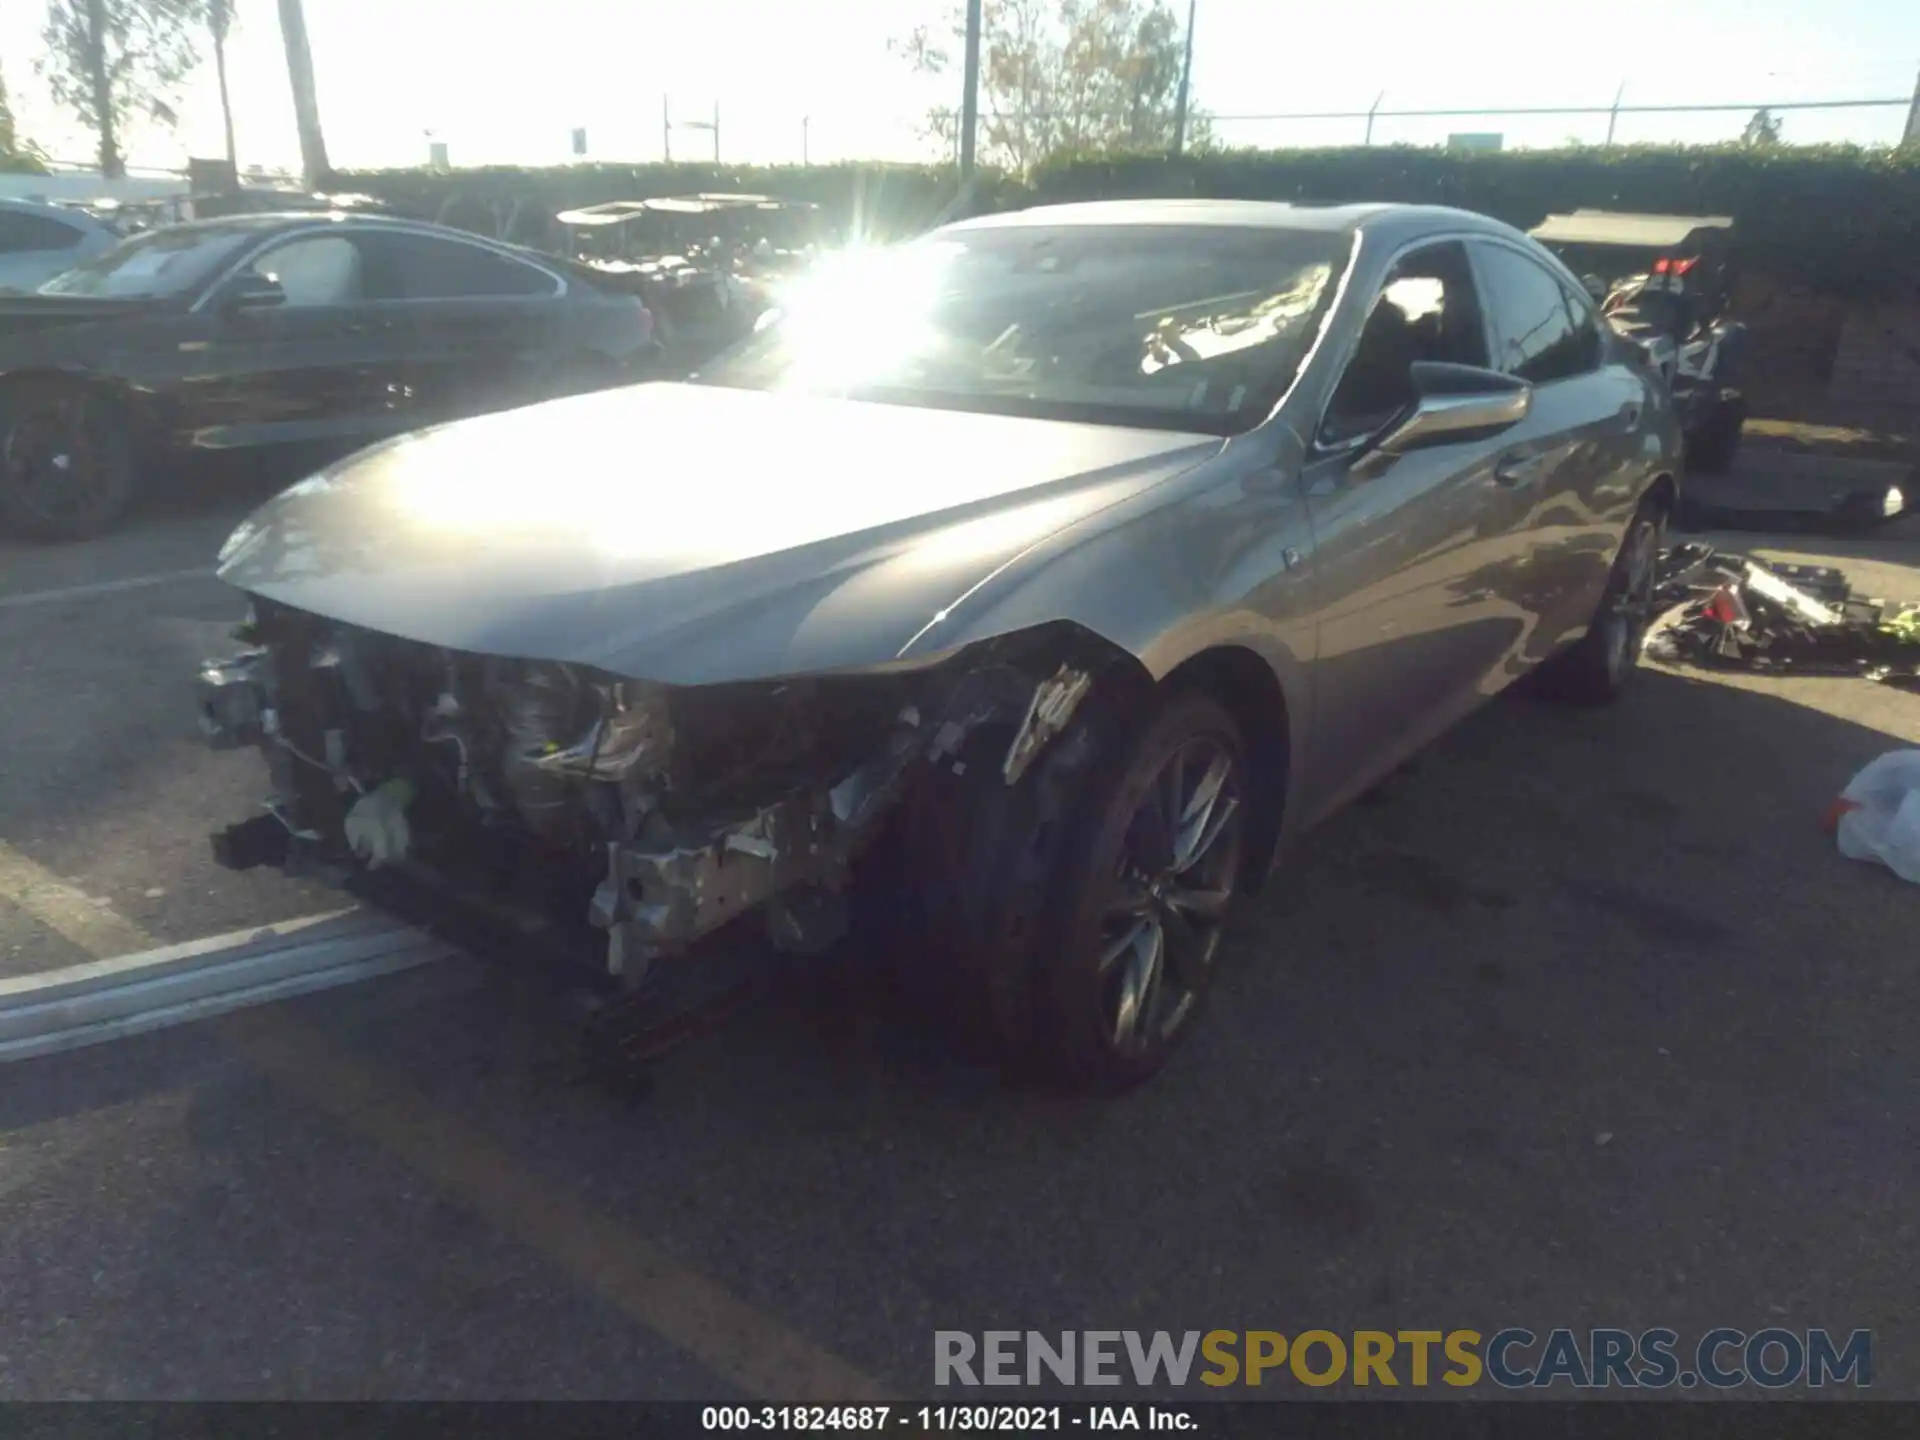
[[933, 1328, 1872, 1390]]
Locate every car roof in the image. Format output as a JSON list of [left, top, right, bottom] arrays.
[[943, 198, 1521, 244]]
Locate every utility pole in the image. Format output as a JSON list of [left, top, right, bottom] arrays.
[[959, 0, 982, 179], [277, 0, 330, 189], [663, 95, 672, 162], [802, 115, 810, 166], [713, 101, 721, 163], [1171, 0, 1196, 156], [1904, 66, 1920, 145], [1605, 80, 1626, 146]]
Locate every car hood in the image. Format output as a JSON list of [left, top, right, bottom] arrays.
[[217, 383, 1223, 685]]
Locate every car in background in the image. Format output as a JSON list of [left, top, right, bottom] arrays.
[[1529, 211, 1749, 471], [554, 194, 820, 363], [0, 212, 660, 539], [0, 197, 118, 292], [197, 199, 1682, 1093]]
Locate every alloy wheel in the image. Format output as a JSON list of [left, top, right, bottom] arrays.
[[1603, 520, 1660, 681], [1093, 734, 1245, 1058], [2, 393, 118, 532]]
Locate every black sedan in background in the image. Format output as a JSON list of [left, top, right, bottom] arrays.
[[0, 213, 661, 539]]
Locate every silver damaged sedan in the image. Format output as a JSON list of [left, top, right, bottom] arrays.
[[199, 199, 1683, 1091]]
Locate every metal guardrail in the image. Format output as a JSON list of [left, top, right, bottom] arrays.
[[0, 908, 456, 1063]]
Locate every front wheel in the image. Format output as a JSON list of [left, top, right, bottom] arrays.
[[1032, 692, 1250, 1092], [0, 380, 138, 541]]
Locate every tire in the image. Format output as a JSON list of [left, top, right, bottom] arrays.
[[1684, 392, 1746, 476], [1029, 691, 1251, 1092], [885, 719, 1078, 1065], [1535, 501, 1666, 706], [0, 378, 138, 541]]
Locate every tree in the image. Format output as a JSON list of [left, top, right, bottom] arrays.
[[0, 65, 21, 158], [1741, 107, 1783, 147], [276, 0, 330, 189], [208, 0, 235, 169], [0, 67, 44, 172], [38, 0, 204, 179], [895, 0, 1210, 171]]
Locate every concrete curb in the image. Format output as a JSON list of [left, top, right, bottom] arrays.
[[0, 909, 458, 1064]]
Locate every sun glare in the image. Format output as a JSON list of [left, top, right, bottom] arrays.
[[767, 242, 960, 389]]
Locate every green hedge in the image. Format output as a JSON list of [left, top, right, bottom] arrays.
[[1031, 144, 1920, 296], [335, 144, 1920, 296]]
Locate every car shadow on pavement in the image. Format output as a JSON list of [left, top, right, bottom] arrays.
[[3, 663, 1917, 1397], [134, 444, 348, 526]]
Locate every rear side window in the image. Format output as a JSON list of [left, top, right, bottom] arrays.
[[1473, 242, 1597, 384], [351, 231, 560, 301], [0, 210, 84, 255]]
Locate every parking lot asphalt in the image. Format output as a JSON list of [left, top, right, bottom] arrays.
[[1, 485, 1917, 1400]]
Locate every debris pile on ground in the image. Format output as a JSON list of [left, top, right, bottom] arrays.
[[1646, 543, 1920, 687]]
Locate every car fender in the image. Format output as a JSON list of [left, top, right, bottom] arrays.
[[899, 430, 1316, 810]]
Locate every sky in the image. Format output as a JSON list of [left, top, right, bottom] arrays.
[[2, 0, 1916, 177]]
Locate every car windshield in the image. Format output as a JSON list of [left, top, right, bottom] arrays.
[[694, 223, 1350, 435], [37, 224, 254, 299]]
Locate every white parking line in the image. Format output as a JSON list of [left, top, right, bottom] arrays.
[[0, 567, 217, 611], [0, 840, 894, 1399], [0, 907, 456, 1063]]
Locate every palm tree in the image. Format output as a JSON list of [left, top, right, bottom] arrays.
[[276, 0, 329, 188], [209, 0, 237, 171]]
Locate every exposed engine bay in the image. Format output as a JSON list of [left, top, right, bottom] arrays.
[[197, 596, 1108, 990]]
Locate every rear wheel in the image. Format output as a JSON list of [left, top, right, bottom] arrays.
[[1535, 500, 1665, 706], [0, 379, 138, 541]]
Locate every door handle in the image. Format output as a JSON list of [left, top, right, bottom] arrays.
[[1619, 402, 1643, 428], [1493, 453, 1541, 487]]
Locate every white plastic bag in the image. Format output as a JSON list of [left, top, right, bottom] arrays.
[[1829, 750, 1920, 886]]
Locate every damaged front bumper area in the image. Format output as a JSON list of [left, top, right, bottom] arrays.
[[197, 599, 1110, 986]]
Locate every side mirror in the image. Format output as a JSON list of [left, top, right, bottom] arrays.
[[219, 271, 287, 315], [1367, 362, 1531, 466]]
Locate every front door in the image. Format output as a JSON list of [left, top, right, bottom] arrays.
[[183, 231, 404, 450], [1297, 239, 1524, 820]]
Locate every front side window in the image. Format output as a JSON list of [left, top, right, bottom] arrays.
[[696, 223, 1350, 435], [245, 234, 365, 307], [1323, 240, 1489, 444]]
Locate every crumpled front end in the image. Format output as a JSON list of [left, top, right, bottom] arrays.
[[198, 596, 1116, 988]]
